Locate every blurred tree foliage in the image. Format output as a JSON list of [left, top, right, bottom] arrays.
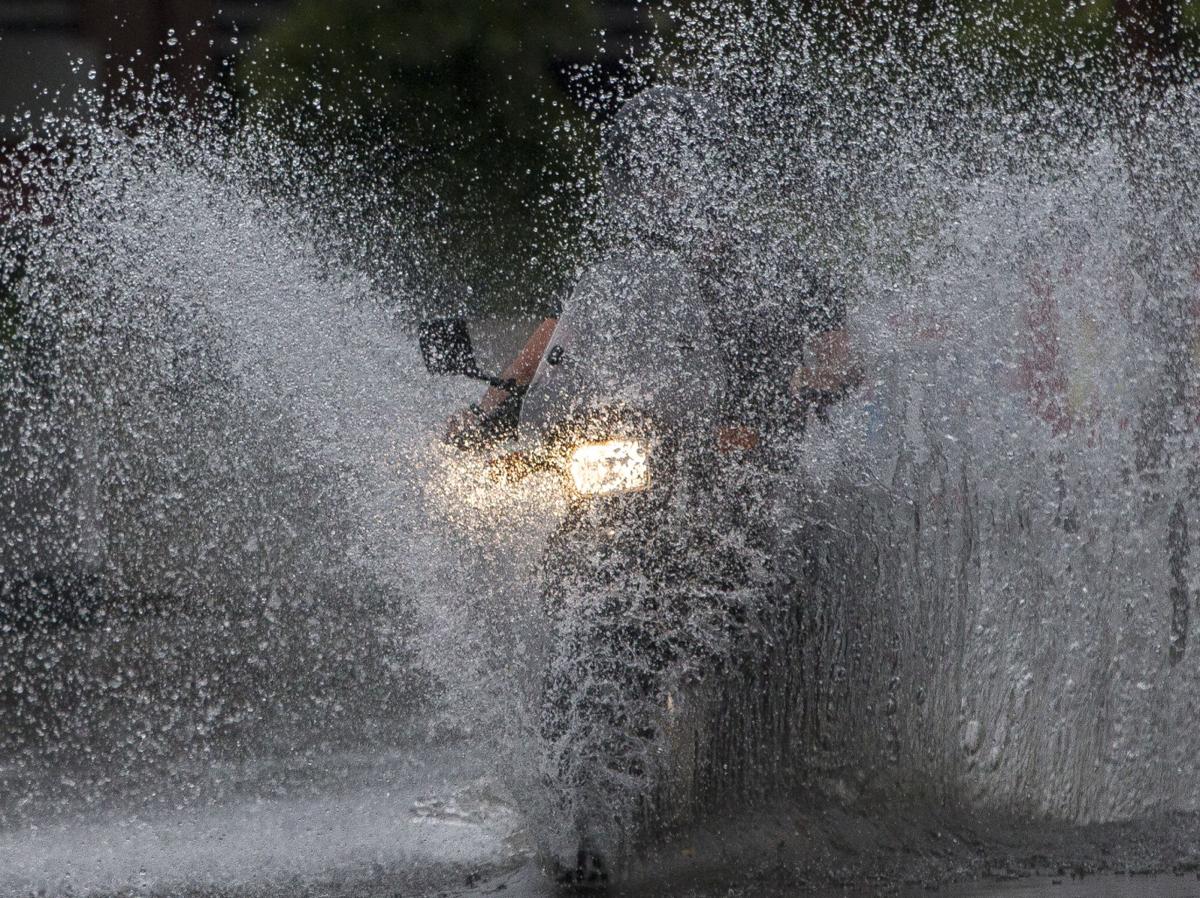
[[947, 0, 1200, 86], [235, 0, 1200, 312], [667, 0, 1200, 92], [241, 0, 608, 314]]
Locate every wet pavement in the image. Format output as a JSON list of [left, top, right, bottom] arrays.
[[460, 870, 1200, 897], [394, 867, 1200, 897], [4, 746, 1200, 898], [919, 875, 1200, 898], [0, 749, 524, 898]]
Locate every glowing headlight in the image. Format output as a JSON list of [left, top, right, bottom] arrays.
[[568, 439, 649, 496]]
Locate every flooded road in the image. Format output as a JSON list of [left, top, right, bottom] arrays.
[[921, 876, 1200, 898], [0, 749, 525, 898], [3, 742, 1199, 898], [455, 869, 1200, 897]]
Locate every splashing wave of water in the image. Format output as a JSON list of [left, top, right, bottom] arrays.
[[1, 4, 1199, 889]]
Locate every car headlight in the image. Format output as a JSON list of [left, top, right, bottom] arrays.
[[568, 439, 649, 496]]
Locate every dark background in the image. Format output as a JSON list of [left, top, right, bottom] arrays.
[[1, 1, 1199, 315], [0, 0, 660, 316]]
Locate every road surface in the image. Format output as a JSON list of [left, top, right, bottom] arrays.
[[3, 746, 1199, 898]]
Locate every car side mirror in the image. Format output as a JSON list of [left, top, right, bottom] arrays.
[[419, 318, 480, 378]]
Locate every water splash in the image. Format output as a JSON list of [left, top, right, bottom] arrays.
[[1, 4, 1199, 890], [0, 86, 444, 821], [655, 0, 1200, 824]]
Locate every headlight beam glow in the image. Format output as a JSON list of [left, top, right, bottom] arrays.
[[568, 439, 649, 496]]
